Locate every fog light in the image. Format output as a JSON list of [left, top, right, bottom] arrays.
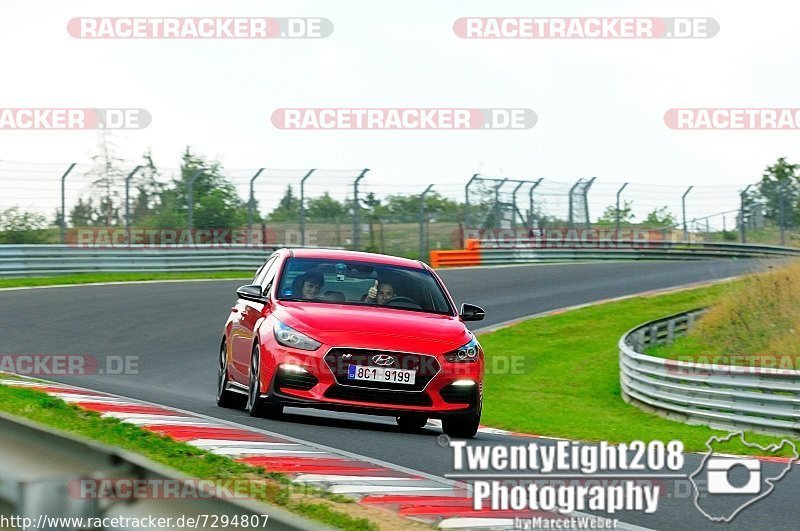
[[452, 379, 476, 387], [280, 364, 309, 374]]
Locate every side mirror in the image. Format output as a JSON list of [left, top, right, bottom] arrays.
[[236, 284, 267, 304], [460, 303, 485, 322]]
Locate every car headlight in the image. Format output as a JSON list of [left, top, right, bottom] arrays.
[[444, 336, 481, 363], [273, 320, 321, 351]]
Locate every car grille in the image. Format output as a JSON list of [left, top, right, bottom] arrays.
[[324, 348, 440, 391], [324, 385, 433, 406]]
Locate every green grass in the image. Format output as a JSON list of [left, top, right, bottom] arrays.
[[0, 271, 252, 289], [0, 382, 376, 530], [478, 281, 800, 457]]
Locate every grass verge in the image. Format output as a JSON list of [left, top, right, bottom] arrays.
[[478, 280, 800, 457], [0, 271, 251, 289], [647, 261, 800, 366], [0, 380, 430, 531]]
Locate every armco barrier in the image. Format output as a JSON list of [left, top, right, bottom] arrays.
[[0, 245, 328, 277], [619, 309, 800, 437], [431, 239, 800, 266], [0, 411, 321, 531]]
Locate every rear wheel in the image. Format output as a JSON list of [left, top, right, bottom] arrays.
[[441, 403, 481, 439], [396, 415, 428, 431], [216, 340, 244, 408], [246, 343, 283, 419]]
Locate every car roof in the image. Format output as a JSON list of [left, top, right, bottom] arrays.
[[282, 248, 425, 269]]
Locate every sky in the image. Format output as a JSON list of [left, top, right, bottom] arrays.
[[1, 0, 798, 226]]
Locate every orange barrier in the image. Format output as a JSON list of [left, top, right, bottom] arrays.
[[429, 249, 481, 268]]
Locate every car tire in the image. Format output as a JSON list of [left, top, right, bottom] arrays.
[[216, 340, 245, 408], [246, 343, 283, 419], [441, 403, 481, 439], [396, 415, 428, 431]]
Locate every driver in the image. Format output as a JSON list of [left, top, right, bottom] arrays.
[[292, 271, 324, 300], [364, 280, 395, 305]]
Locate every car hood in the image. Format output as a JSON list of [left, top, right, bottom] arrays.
[[274, 301, 470, 353]]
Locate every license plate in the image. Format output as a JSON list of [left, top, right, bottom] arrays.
[[347, 364, 416, 385]]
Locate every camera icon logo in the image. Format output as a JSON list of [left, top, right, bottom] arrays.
[[706, 457, 761, 494], [689, 432, 797, 522]]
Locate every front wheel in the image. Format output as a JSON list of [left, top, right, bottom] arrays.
[[246, 343, 283, 419], [441, 403, 481, 439]]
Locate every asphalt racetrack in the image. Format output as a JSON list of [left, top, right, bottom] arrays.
[[2, 259, 797, 529]]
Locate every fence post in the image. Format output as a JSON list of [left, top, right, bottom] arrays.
[[59, 163, 77, 244], [739, 185, 751, 243], [124, 166, 143, 236], [510, 181, 525, 230], [568, 178, 584, 229], [682, 186, 694, 241], [418, 184, 434, 260], [464, 173, 479, 233], [186, 168, 203, 244], [779, 179, 788, 246], [616, 182, 629, 235], [582, 177, 596, 229], [299, 169, 316, 246], [352, 168, 369, 251], [528, 178, 543, 229], [246, 168, 265, 245]]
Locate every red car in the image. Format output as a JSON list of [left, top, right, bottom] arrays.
[[217, 248, 486, 438]]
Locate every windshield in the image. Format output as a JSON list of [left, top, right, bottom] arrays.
[[276, 257, 454, 315]]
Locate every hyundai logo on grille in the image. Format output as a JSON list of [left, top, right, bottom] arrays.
[[372, 354, 395, 366]]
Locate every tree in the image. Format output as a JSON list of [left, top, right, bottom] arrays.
[[758, 157, 800, 227], [130, 149, 164, 224], [643, 206, 677, 227], [306, 192, 346, 221], [85, 131, 127, 226], [268, 185, 301, 222], [69, 197, 98, 226], [138, 147, 251, 230], [0, 207, 49, 243], [597, 200, 634, 225]]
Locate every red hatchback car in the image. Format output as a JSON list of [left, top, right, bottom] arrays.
[[217, 248, 486, 437]]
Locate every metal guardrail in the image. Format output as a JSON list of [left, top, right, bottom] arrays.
[[619, 309, 800, 437], [430, 240, 800, 267], [0, 411, 323, 531], [0, 245, 331, 277]]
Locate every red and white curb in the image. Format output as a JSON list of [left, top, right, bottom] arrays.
[[1, 377, 620, 529]]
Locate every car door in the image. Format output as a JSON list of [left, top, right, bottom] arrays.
[[230, 256, 276, 379], [233, 255, 280, 378]]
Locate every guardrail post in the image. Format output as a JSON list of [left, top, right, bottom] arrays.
[[616, 182, 629, 235], [186, 168, 203, 244], [419, 184, 434, 260], [59, 163, 77, 244], [352, 168, 369, 251], [247, 168, 265, 245], [682, 186, 694, 241], [124, 165, 143, 237], [299, 169, 316, 246]]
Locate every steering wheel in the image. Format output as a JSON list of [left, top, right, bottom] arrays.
[[384, 296, 422, 309]]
